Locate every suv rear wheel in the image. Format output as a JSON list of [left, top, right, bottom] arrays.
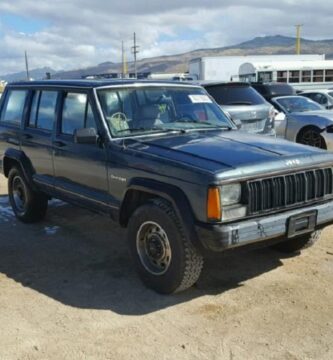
[[271, 230, 321, 253], [127, 198, 203, 294], [8, 167, 48, 223]]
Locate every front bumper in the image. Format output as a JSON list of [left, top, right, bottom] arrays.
[[196, 200, 333, 252]]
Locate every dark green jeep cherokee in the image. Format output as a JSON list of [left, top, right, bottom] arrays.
[[1, 80, 333, 294]]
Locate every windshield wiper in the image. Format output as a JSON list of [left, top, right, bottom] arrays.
[[174, 119, 233, 130], [225, 101, 252, 105], [115, 127, 185, 134]]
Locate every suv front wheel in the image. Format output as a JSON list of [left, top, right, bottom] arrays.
[[8, 167, 48, 223], [127, 198, 204, 294]]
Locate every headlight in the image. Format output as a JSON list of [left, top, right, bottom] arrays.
[[207, 183, 245, 222], [220, 183, 241, 206]]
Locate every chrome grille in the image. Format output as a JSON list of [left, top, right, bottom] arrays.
[[247, 168, 333, 214]]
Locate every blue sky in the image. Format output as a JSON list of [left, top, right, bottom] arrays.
[[1, 13, 49, 33], [0, 0, 332, 75]]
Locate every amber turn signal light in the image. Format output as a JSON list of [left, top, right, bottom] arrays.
[[207, 187, 221, 221]]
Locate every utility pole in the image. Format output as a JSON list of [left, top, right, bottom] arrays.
[[295, 24, 303, 55], [24, 50, 30, 80], [131, 32, 139, 78], [122, 41, 128, 78]]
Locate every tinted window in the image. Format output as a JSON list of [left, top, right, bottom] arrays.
[[61, 93, 96, 135], [252, 84, 295, 99], [0, 90, 27, 124], [86, 103, 96, 129], [37, 91, 58, 130], [302, 93, 327, 105], [29, 90, 41, 127], [204, 85, 265, 105]]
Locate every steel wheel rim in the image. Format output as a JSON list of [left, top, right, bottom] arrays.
[[136, 221, 172, 275], [12, 176, 27, 213], [300, 130, 324, 148]]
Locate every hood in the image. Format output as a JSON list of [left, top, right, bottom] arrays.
[[124, 130, 324, 173], [290, 110, 333, 122]]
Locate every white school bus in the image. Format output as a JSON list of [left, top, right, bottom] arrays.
[[239, 60, 333, 91]]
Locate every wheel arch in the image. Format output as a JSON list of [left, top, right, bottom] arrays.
[[119, 178, 201, 249], [296, 125, 327, 149]]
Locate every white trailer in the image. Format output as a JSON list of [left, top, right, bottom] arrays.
[[189, 54, 326, 82]]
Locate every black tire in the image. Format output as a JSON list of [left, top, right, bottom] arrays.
[[271, 230, 321, 253], [297, 127, 326, 149], [8, 167, 48, 223], [127, 198, 204, 294]]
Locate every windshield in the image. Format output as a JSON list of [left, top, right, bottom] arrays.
[[274, 96, 324, 113], [97, 86, 233, 137], [204, 85, 266, 106]]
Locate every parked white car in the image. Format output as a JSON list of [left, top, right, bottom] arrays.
[[301, 89, 333, 110]]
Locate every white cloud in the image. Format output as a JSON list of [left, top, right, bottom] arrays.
[[0, 0, 333, 74]]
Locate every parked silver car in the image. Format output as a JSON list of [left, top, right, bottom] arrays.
[[271, 95, 333, 149], [202, 82, 276, 136]]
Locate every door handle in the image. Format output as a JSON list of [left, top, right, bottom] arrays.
[[22, 134, 33, 140], [53, 140, 66, 147]]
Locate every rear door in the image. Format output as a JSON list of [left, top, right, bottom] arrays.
[[52, 90, 110, 211], [21, 89, 59, 188]]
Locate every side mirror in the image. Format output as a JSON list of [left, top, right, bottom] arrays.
[[74, 128, 98, 144]]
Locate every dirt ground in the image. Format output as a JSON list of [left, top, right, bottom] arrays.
[[0, 174, 332, 360]]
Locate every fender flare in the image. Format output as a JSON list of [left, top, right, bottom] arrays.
[[3, 149, 36, 189], [120, 178, 202, 249]]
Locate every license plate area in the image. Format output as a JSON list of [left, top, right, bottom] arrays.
[[287, 211, 317, 238]]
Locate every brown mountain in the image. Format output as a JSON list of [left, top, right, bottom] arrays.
[[3, 35, 333, 81]]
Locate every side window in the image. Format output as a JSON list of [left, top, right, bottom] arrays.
[[61, 92, 96, 135], [86, 102, 96, 129], [37, 91, 58, 131], [29, 90, 41, 127], [0, 89, 27, 125]]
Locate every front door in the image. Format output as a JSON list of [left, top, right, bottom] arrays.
[[53, 90, 110, 211]]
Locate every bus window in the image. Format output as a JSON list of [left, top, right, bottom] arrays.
[[289, 71, 300, 83], [325, 70, 333, 82], [258, 72, 272, 82], [301, 70, 311, 82], [277, 71, 288, 83], [313, 70, 324, 82]]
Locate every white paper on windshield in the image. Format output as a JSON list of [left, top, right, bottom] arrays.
[[188, 95, 212, 103]]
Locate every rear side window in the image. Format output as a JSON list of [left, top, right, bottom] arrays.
[[29, 90, 58, 131], [61, 92, 96, 135], [0, 89, 27, 125], [205, 85, 266, 106]]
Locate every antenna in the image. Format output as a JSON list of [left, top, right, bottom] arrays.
[[295, 24, 303, 55], [25, 50, 30, 80], [131, 32, 139, 78]]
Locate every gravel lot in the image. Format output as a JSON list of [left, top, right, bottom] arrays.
[[0, 174, 333, 360]]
